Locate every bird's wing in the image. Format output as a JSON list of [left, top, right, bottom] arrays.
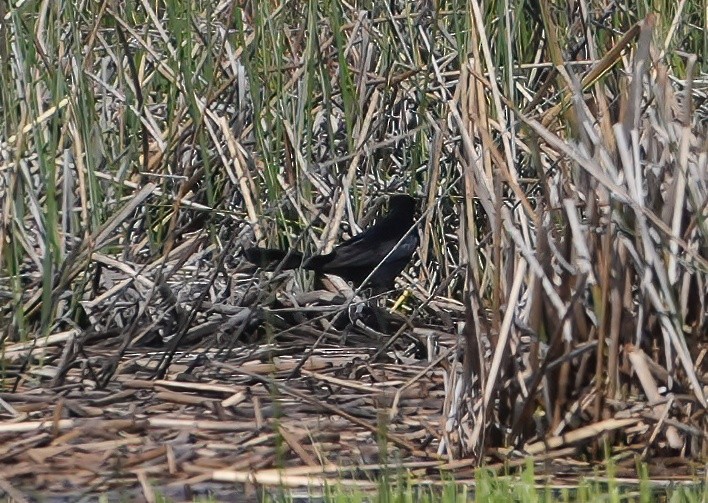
[[322, 230, 416, 271]]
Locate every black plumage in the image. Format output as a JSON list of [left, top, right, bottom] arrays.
[[244, 194, 418, 290]]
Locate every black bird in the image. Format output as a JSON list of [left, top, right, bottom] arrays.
[[244, 194, 418, 290]]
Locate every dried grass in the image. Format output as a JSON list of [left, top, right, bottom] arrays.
[[0, 0, 705, 498]]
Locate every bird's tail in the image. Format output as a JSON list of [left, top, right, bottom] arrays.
[[243, 247, 305, 270]]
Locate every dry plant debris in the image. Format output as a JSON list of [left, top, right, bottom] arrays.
[[0, 1, 705, 500]]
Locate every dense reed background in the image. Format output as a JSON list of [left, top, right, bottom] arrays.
[[0, 0, 705, 495]]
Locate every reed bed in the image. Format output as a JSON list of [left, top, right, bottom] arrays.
[[0, 0, 705, 498]]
